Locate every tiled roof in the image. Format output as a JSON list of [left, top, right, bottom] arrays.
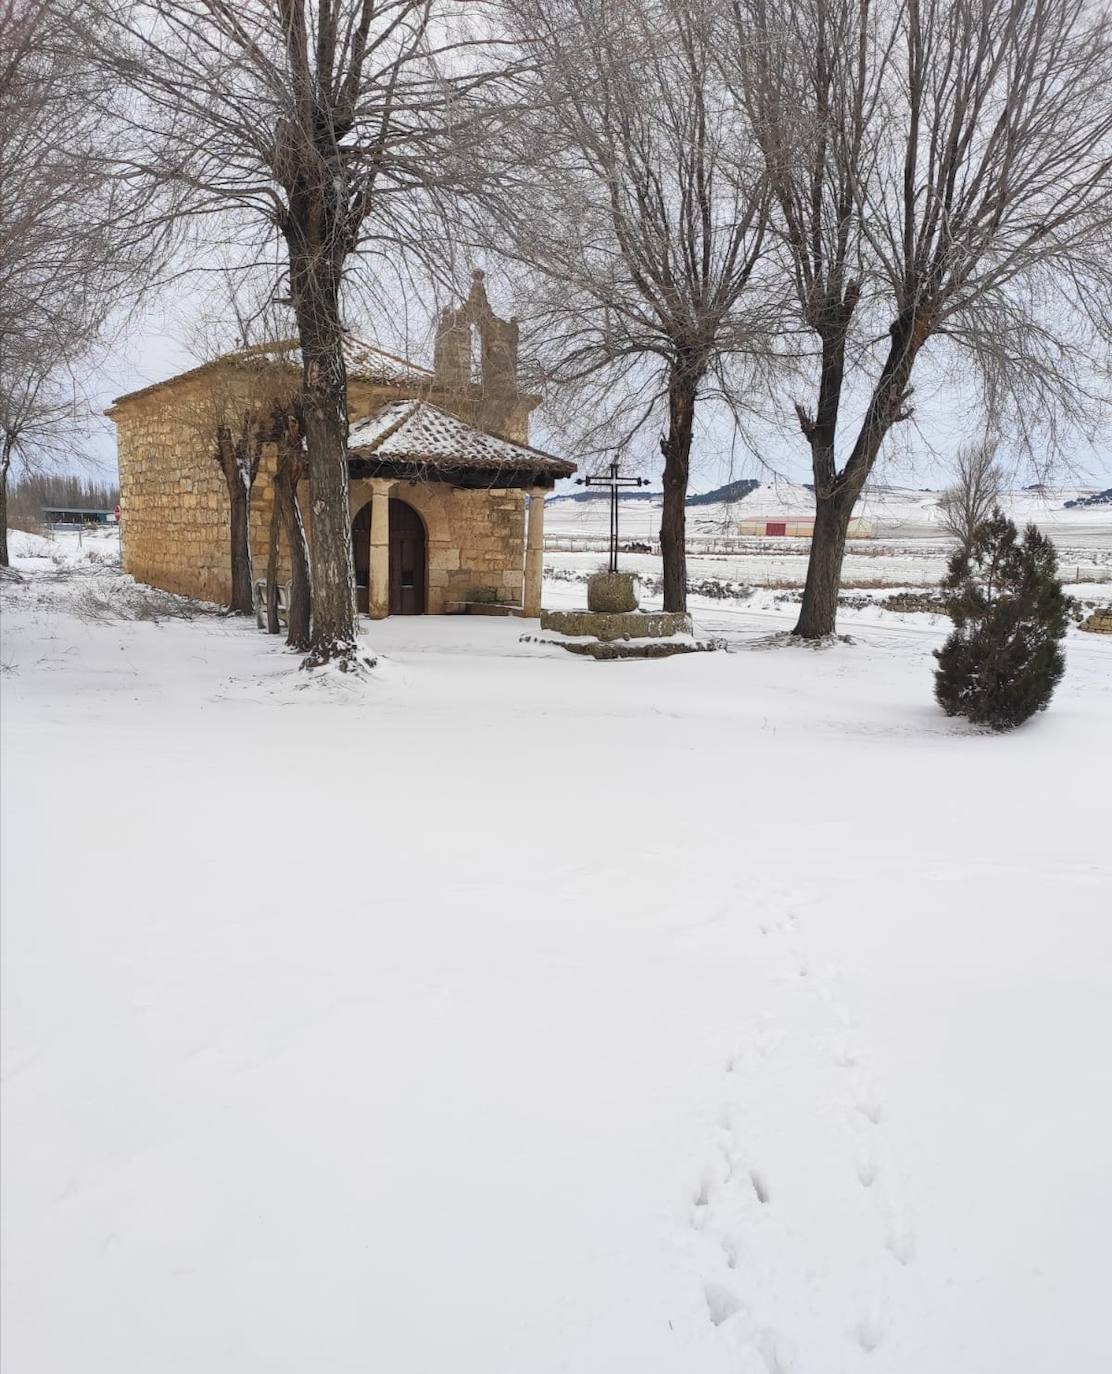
[[110, 333, 432, 408], [255, 335, 435, 387], [349, 400, 575, 477], [347, 337, 434, 384]]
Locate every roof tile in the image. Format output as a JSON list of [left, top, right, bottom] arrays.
[[349, 400, 574, 477]]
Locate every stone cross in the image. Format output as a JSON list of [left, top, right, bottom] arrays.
[[576, 460, 649, 573]]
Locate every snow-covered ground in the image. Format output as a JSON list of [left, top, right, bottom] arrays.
[[546, 483, 1112, 588], [3, 529, 1111, 1374], [545, 543, 1112, 597], [547, 480, 1112, 541]]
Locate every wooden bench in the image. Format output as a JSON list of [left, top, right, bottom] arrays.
[[254, 579, 291, 629]]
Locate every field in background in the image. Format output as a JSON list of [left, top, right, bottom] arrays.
[[544, 482, 1112, 589]]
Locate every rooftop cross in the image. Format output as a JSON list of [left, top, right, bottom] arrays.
[[575, 460, 649, 573]]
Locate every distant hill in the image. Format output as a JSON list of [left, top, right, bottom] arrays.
[[552, 478, 761, 507], [1065, 488, 1112, 508], [549, 488, 659, 504], [687, 478, 761, 507], [546, 477, 1112, 544]]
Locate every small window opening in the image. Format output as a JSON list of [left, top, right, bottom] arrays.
[[470, 325, 483, 386]]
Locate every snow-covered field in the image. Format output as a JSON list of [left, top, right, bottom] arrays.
[[547, 481, 1112, 542], [546, 483, 1112, 589], [3, 529, 1111, 1374]]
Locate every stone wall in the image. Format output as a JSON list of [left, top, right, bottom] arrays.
[[348, 478, 525, 613], [114, 377, 239, 605], [448, 488, 525, 608], [112, 374, 527, 613]]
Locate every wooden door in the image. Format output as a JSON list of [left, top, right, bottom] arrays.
[[389, 498, 426, 614], [765, 520, 786, 537], [351, 503, 370, 613]]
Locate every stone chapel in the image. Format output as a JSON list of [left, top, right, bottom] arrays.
[[108, 272, 575, 617]]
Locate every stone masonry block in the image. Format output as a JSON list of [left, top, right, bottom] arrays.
[[587, 571, 640, 612], [539, 609, 692, 641]]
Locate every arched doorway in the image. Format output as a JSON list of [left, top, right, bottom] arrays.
[[389, 497, 426, 614], [350, 495, 427, 615], [351, 502, 370, 613]]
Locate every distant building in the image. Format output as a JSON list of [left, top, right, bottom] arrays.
[[737, 514, 874, 539], [42, 508, 115, 528]]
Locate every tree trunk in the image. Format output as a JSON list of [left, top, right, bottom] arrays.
[[274, 428, 311, 653], [215, 430, 254, 615], [793, 315, 921, 638], [287, 239, 356, 665], [793, 487, 857, 637], [228, 481, 253, 615], [0, 462, 9, 568], [659, 367, 698, 613], [264, 492, 282, 634]]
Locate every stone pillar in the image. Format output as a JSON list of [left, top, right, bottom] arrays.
[[369, 478, 394, 619], [523, 488, 546, 617]]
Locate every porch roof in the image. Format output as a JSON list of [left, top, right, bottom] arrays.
[[347, 400, 576, 486]]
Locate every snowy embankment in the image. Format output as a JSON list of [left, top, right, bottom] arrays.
[[2, 530, 1111, 1374]]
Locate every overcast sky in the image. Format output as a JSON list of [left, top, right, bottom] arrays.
[[83, 274, 1112, 497]]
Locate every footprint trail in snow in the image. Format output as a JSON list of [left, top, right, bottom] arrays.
[[684, 881, 916, 1369]]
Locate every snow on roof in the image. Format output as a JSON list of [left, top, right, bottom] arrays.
[[348, 400, 575, 477], [109, 332, 433, 408], [250, 335, 435, 387]]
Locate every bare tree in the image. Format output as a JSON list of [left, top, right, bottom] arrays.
[[176, 346, 312, 633], [180, 278, 301, 617], [268, 402, 312, 651], [492, 0, 772, 612], [215, 409, 265, 615], [726, 0, 1112, 637], [938, 440, 1004, 554], [6, 472, 118, 532], [86, 0, 518, 665], [242, 373, 312, 651], [0, 359, 89, 564], [0, 0, 155, 565]]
